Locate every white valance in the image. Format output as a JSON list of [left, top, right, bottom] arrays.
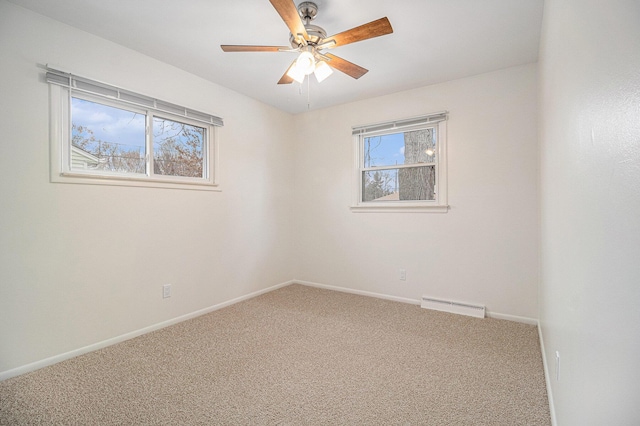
[[46, 67, 223, 127], [352, 112, 447, 136]]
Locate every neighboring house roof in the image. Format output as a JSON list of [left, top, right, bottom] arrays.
[[374, 192, 400, 201], [71, 145, 102, 170]]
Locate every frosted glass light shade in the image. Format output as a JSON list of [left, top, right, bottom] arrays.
[[295, 51, 316, 75], [286, 65, 305, 83], [314, 61, 333, 83]]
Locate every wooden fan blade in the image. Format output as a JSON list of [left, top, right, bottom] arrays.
[[278, 61, 296, 84], [323, 17, 393, 48], [269, 0, 309, 44], [221, 45, 290, 52], [324, 53, 368, 79]]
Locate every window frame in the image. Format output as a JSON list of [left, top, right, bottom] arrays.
[[351, 114, 449, 213], [48, 69, 221, 191]]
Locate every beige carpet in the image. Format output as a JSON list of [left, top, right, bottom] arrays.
[[0, 284, 550, 425]]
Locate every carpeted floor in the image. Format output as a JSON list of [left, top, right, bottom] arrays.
[[0, 284, 551, 425]]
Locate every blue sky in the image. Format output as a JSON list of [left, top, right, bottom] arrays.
[[71, 97, 204, 154], [71, 97, 145, 151], [364, 132, 405, 167]]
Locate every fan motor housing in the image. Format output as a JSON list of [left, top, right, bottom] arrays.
[[297, 2, 318, 21], [290, 23, 327, 47], [290, 2, 326, 48]]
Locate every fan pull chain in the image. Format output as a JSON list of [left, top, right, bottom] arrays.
[[307, 76, 310, 110]]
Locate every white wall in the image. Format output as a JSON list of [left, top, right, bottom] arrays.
[[293, 64, 540, 320], [538, 0, 640, 424], [0, 1, 295, 375]]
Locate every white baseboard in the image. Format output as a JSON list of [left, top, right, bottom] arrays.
[[295, 280, 538, 324], [294, 280, 422, 306], [0, 280, 294, 381], [537, 321, 558, 426], [485, 310, 538, 325]]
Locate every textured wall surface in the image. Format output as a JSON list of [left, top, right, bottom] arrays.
[[538, 0, 640, 423]]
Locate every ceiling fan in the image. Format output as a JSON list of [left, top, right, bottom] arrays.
[[221, 0, 393, 85]]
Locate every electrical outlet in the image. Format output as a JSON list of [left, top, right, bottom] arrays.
[[163, 284, 171, 299], [399, 269, 407, 281], [555, 351, 560, 381]]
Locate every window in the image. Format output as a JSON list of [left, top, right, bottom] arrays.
[[352, 113, 448, 212], [47, 67, 222, 190]]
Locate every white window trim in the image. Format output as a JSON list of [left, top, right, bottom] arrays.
[[351, 113, 449, 213], [47, 68, 221, 191]]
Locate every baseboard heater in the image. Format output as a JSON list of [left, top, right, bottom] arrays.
[[421, 296, 485, 319]]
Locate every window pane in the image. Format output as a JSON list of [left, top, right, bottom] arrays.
[[71, 97, 146, 173], [153, 117, 204, 178], [364, 128, 436, 168], [362, 166, 435, 202]]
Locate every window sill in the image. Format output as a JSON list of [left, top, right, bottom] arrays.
[[350, 203, 449, 213], [52, 172, 221, 191]]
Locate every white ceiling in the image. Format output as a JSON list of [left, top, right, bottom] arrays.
[[8, 0, 544, 115]]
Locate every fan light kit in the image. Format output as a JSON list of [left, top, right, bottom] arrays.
[[221, 0, 393, 85], [313, 60, 333, 82]]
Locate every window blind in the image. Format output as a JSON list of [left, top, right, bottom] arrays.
[[46, 67, 223, 127], [352, 112, 447, 136]]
